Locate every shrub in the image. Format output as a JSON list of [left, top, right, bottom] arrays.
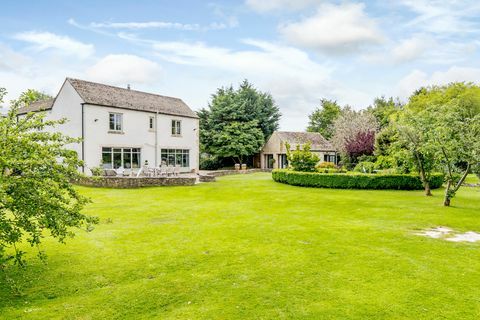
[[287, 143, 319, 172], [374, 155, 395, 170], [353, 161, 376, 173], [272, 169, 444, 190], [200, 155, 222, 170], [90, 166, 104, 176], [316, 161, 336, 169]]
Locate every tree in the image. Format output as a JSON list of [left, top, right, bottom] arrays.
[[331, 108, 378, 166], [344, 131, 375, 160], [392, 83, 480, 203], [0, 88, 97, 272], [209, 121, 264, 164], [199, 80, 281, 163], [306, 99, 341, 139], [416, 83, 480, 206], [367, 96, 403, 129], [10, 89, 52, 108]]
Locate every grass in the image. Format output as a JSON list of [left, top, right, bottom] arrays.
[[465, 173, 480, 185], [1, 173, 480, 319]]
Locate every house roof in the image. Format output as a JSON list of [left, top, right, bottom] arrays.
[[275, 131, 335, 151], [67, 78, 198, 118], [17, 98, 55, 114], [18, 78, 198, 119]]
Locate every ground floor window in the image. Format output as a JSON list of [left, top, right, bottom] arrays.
[[102, 147, 141, 169], [161, 149, 189, 167], [278, 154, 288, 169], [324, 154, 336, 163], [265, 154, 274, 169]]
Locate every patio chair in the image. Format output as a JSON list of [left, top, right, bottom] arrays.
[[166, 165, 174, 177], [174, 165, 181, 176], [159, 165, 167, 177], [116, 166, 125, 176], [104, 169, 117, 176]]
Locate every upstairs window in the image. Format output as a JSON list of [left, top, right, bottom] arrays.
[[109, 113, 123, 132], [171, 120, 181, 136], [149, 116, 154, 130]]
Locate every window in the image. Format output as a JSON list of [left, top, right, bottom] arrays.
[[109, 113, 123, 132], [161, 149, 189, 167], [149, 116, 154, 130], [324, 154, 336, 163], [171, 120, 181, 136], [102, 147, 141, 169]]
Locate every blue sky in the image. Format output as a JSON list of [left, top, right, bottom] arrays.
[[1, 0, 480, 129]]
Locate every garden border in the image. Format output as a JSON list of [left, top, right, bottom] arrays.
[[272, 169, 444, 190]]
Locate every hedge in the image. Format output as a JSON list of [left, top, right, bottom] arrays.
[[272, 169, 444, 190]]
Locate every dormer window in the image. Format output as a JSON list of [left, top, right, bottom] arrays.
[[171, 120, 181, 136], [109, 113, 123, 132]]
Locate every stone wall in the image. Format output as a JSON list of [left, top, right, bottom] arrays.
[[203, 169, 271, 177], [75, 176, 196, 188]]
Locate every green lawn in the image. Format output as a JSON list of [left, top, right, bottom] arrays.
[[1, 173, 480, 319]]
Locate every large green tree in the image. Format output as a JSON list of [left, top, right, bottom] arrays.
[[306, 99, 341, 139], [0, 88, 97, 272], [10, 89, 52, 108], [367, 96, 403, 129], [199, 80, 281, 163]]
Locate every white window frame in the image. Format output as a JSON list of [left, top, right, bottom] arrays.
[[109, 112, 123, 132], [171, 119, 181, 136]]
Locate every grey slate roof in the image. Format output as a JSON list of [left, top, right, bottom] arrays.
[[67, 78, 198, 118], [18, 78, 198, 118], [17, 98, 55, 114], [276, 131, 335, 151]]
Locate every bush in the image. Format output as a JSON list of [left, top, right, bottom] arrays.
[[90, 166, 104, 176], [316, 161, 336, 169], [200, 155, 222, 170], [287, 143, 319, 172], [374, 155, 395, 170], [353, 161, 376, 173], [272, 169, 444, 190]]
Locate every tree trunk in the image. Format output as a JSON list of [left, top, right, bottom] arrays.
[[443, 180, 452, 207], [424, 184, 432, 197], [414, 151, 431, 196]]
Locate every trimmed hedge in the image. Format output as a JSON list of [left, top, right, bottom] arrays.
[[272, 169, 444, 190]]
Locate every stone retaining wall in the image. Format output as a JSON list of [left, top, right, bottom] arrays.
[[203, 169, 271, 177], [75, 176, 196, 188]]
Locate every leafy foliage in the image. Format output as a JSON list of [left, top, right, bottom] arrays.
[[331, 108, 378, 166], [0, 88, 97, 270], [306, 99, 341, 139], [366, 96, 403, 129], [353, 161, 376, 173], [286, 143, 319, 172], [199, 80, 281, 163], [10, 89, 52, 109], [272, 169, 444, 190]]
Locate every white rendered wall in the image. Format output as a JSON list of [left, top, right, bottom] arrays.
[[83, 104, 199, 175]]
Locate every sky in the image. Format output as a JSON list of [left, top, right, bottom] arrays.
[[1, 0, 480, 130]]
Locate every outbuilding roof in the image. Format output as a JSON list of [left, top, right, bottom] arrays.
[[275, 131, 335, 151]]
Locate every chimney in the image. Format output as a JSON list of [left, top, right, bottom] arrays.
[[127, 84, 131, 90]]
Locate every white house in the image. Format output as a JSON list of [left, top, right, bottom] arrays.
[[17, 78, 199, 175], [259, 131, 337, 169]]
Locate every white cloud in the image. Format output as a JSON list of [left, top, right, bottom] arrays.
[[0, 44, 31, 72], [391, 35, 432, 63], [118, 33, 374, 129], [399, 0, 480, 34], [396, 66, 480, 98], [279, 3, 384, 53], [68, 17, 236, 32], [13, 31, 94, 59], [245, 0, 321, 12], [86, 54, 162, 86]]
